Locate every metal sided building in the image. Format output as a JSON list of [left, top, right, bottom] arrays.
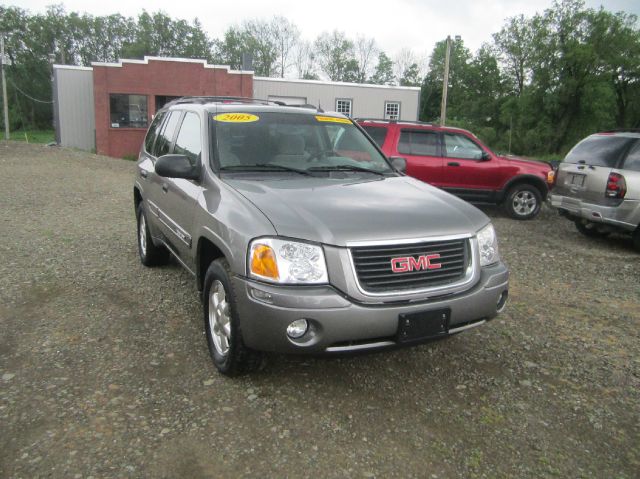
[[253, 77, 420, 122], [53, 57, 421, 158]]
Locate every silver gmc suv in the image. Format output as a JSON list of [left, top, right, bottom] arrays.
[[550, 130, 640, 250], [134, 97, 509, 376]]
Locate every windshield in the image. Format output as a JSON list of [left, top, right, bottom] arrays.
[[210, 111, 393, 174]]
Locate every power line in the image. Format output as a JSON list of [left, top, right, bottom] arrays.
[[6, 76, 53, 104]]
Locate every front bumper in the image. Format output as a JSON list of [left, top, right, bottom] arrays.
[[232, 262, 509, 354], [550, 194, 639, 232]]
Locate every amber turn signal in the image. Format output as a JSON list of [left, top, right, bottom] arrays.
[[250, 244, 279, 280]]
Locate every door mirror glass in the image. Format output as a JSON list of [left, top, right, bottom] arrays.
[[481, 151, 491, 161], [155, 154, 200, 180]]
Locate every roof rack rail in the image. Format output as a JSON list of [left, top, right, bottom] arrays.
[[163, 96, 272, 107], [601, 128, 640, 134], [162, 96, 325, 113], [354, 118, 434, 126]]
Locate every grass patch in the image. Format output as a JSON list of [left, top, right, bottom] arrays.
[[6, 129, 55, 144]]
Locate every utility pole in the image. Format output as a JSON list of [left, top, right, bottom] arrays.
[[1, 36, 9, 140], [439, 35, 451, 127]]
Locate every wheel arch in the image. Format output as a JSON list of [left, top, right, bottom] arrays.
[[501, 175, 549, 202], [196, 234, 227, 292]]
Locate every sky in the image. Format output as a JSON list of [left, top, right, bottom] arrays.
[[5, 0, 640, 63]]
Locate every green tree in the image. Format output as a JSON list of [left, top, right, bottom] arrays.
[[370, 51, 395, 85], [314, 31, 355, 81], [420, 38, 472, 122]]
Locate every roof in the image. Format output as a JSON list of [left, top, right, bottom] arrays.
[[254, 76, 421, 92], [356, 118, 476, 136]]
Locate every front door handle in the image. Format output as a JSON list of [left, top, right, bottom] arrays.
[[162, 183, 169, 193], [140, 170, 148, 178], [447, 162, 460, 167]]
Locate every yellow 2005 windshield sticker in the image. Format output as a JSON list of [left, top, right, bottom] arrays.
[[213, 113, 259, 123], [315, 115, 351, 124]]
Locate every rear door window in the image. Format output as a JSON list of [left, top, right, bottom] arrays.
[[564, 135, 633, 167], [361, 126, 388, 147], [153, 111, 182, 158], [398, 130, 439, 156]]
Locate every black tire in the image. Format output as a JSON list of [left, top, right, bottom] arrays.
[[203, 258, 263, 376], [136, 203, 169, 266], [633, 228, 640, 252], [574, 220, 610, 238], [503, 184, 542, 220]]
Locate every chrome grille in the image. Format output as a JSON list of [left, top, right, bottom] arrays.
[[350, 238, 470, 293]]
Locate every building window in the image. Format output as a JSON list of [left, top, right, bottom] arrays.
[[110, 94, 148, 128], [336, 99, 352, 117], [384, 101, 400, 120]]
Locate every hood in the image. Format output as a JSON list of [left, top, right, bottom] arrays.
[[499, 155, 551, 172], [223, 175, 489, 246]]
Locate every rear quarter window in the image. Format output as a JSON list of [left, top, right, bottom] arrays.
[[144, 113, 165, 154], [622, 140, 640, 172], [564, 135, 633, 167], [361, 126, 388, 147]]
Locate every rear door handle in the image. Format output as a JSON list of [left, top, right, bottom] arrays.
[[162, 183, 169, 193], [447, 162, 460, 167], [140, 170, 148, 178]]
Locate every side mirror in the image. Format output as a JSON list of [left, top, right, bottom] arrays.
[[389, 156, 407, 173], [155, 154, 200, 181], [481, 151, 491, 161]]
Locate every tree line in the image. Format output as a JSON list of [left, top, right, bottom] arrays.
[[1, 0, 638, 156]]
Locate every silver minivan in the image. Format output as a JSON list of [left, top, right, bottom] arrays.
[[550, 130, 640, 250]]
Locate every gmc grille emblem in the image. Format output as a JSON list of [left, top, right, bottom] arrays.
[[391, 254, 442, 273]]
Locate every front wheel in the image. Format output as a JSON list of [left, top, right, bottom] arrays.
[[203, 258, 264, 376], [503, 184, 542, 220]]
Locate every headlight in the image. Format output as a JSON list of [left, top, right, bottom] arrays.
[[477, 223, 500, 267], [248, 238, 328, 284]]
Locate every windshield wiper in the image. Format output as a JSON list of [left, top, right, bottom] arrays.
[[307, 165, 387, 176], [219, 164, 312, 176]]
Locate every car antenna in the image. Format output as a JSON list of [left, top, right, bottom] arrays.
[[317, 101, 324, 113]]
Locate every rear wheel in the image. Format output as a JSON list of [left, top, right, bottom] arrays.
[[136, 203, 169, 266], [574, 220, 610, 238], [203, 258, 264, 376], [503, 184, 542, 220], [633, 227, 640, 252]]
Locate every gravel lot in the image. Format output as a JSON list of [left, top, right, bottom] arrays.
[[1, 142, 639, 478]]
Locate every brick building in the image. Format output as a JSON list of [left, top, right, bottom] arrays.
[[53, 57, 420, 158], [54, 57, 252, 158]]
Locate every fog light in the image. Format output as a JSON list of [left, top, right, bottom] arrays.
[[497, 290, 508, 313], [286, 319, 309, 339]]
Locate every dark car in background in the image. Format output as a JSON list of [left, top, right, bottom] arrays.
[[356, 119, 554, 220], [550, 130, 640, 250]]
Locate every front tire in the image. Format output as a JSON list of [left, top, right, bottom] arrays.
[[203, 258, 263, 376], [503, 184, 542, 220], [136, 203, 169, 266]]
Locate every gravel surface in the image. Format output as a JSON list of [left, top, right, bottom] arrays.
[[1, 142, 639, 478]]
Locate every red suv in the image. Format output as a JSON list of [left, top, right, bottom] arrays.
[[357, 119, 553, 220]]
